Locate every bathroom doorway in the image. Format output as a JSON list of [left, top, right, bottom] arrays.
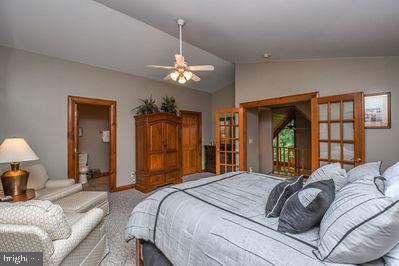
[[67, 96, 117, 192]]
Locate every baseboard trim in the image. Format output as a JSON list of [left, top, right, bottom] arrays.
[[113, 184, 135, 192]]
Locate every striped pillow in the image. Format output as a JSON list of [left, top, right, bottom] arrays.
[[305, 163, 348, 192], [265, 175, 303, 218], [315, 176, 399, 264]]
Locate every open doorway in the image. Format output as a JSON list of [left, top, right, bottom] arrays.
[[271, 104, 311, 176], [241, 92, 317, 178], [68, 96, 117, 192]]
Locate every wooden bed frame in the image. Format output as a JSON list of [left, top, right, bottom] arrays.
[[135, 239, 144, 266]]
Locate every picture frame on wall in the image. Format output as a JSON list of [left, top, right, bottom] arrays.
[[364, 92, 391, 129]]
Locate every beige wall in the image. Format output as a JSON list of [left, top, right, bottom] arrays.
[[294, 109, 311, 170], [236, 57, 399, 170], [0, 46, 213, 187], [211, 83, 235, 141], [259, 109, 273, 174], [246, 108, 259, 172], [78, 104, 109, 173]]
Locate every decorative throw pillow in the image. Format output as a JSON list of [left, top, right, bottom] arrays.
[[347, 161, 381, 183], [277, 179, 335, 234], [305, 163, 347, 192], [0, 200, 71, 240], [25, 164, 50, 190], [383, 162, 399, 197], [315, 176, 399, 264], [265, 175, 303, 218]]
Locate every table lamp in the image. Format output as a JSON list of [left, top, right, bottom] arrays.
[[0, 138, 39, 196]]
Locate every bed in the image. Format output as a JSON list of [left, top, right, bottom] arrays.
[[125, 172, 380, 265]]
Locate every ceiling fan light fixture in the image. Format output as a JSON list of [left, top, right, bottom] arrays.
[[183, 71, 192, 81], [146, 18, 214, 85], [178, 76, 186, 84], [170, 71, 179, 81]]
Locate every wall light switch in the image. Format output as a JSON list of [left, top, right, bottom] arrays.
[[248, 139, 254, 144]]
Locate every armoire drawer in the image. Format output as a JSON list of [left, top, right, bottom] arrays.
[[149, 174, 164, 185], [165, 171, 180, 182]]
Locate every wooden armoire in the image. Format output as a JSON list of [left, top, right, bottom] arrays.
[[135, 113, 182, 192]]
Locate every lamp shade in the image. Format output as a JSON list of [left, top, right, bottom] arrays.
[[0, 138, 39, 163]]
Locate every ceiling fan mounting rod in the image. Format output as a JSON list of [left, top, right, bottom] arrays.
[[177, 18, 185, 56]]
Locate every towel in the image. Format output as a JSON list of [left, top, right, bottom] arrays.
[[102, 130, 110, 143]]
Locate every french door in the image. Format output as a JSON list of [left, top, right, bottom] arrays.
[[216, 108, 246, 175], [311, 92, 364, 171]]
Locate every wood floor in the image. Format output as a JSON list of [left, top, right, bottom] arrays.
[[82, 176, 109, 191]]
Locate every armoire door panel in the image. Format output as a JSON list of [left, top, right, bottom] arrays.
[[149, 154, 164, 172], [149, 123, 163, 152], [165, 152, 179, 170], [165, 122, 178, 150]]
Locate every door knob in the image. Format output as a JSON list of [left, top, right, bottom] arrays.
[[355, 158, 362, 163]]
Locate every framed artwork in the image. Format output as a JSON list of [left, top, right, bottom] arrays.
[[364, 92, 391, 129]]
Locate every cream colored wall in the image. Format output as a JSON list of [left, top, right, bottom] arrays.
[[78, 104, 109, 173], [236, 57, 399, 170], [211, 83, 235, 142], [0, 46, 213, 187]]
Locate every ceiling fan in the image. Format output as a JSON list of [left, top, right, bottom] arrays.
[[146, 19, 214, 84]]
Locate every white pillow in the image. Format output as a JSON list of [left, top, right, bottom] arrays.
[[24, 164, 50, 190], [384, 162, 399, 197], [347, 161, 381, 183], [305, 162, 348, 192]]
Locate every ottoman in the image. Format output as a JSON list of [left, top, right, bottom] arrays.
[[54, 191, 109, 215]]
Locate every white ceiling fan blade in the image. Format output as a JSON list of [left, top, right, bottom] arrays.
[[147, 65, 174, 69], [163, 74, 172, 80], [191, 73, 201, 82], [175, 54, 185, 66], [189, 65, 214, 71]]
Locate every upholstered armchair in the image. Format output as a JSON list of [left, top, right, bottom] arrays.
[[0, 200, 108, 265], [23, 164, 82, 201]]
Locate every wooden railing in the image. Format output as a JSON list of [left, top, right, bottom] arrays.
[[273, 147, 311, 176]]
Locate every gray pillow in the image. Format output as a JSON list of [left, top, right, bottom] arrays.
[[265, 175, 303, 218], [347, 161, 381, 183], [315, 176, 399, 264], [305, 163, 348, 192], [278, 179, 335, 234]]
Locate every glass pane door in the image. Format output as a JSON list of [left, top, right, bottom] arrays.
[[216, 108, 246, 175], [312, 93, 364, 171]]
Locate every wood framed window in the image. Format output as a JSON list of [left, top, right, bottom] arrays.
[[311, 92, 364, 171], [216, 108, 246, 175]]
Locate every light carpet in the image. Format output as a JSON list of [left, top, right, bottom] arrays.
[[100, 172, 214, 265]]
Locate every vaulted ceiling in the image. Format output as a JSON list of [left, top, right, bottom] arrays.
[[1, 0, 398, 93], [96, 0, 399, 62], [0, 0, 234, 93]]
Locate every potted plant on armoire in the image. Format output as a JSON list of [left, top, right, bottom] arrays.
[[132, 96, 182, 193]]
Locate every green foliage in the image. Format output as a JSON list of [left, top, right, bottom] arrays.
[[273, 119, 295, 162], [277, 120, 295, 148], [160, 96, 178, 115], [132, 95, 159, 115]]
